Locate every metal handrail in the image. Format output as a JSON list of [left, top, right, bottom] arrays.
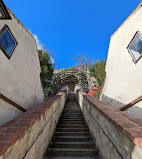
[[120, 95, 142, 111], [0, 93, 27, 112]]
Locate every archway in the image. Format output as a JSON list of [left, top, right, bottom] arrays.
[[52, 68, 90, 93]]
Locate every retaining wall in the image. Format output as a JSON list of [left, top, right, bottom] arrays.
[[0, 90, 68, 159], [76, 90, 142, 159]]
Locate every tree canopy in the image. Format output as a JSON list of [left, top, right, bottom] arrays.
[[38, 49, 55, 98], [71, 52, 106, 87], [89, 60, 106, 87]]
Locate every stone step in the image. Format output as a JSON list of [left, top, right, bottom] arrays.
[[56, 128, 89, 132], [64, 109, 80, 110], [54, 132, 91, 137], [64, 107, 79, 109], [47, 148, 99, 157], [62, 112, 82, 115], [60, 117, 84, 119], [64, 107, 80, 108], [62, 111, 82, 113], [63, 107, 80, 109], [50, 141, 95, 149], [44, 93, 100, 159], [61, 111, 83, 116], [64, 105, 79, 107], [60, 117, 85, 120], [44, 156, 100, 159], [64, 106, 79, 107], [65, 103, 78, 105], [65, 103, 79, 105], [61, 115, 83, 118], [52, 136, 92, 142], [57, 124, 87, 128], [59, 118, 85, 123], [60, 118, 84, 121], [61, 113, 83, 116], [58, 121, 86, 124]]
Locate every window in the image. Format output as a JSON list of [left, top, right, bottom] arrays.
[[128, 31, 142, 63], [0, 0, 11, 19], [0, 25, 17, 59]]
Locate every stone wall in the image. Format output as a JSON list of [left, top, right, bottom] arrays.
[[76, 90, 142, 159], [0, 90, 68, 159]]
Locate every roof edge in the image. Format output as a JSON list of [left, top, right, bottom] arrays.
[[111, 2, 142, 38], [6, 7, 36, 43]]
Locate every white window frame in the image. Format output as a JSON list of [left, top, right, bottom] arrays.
[[128, 31, 142, 63]]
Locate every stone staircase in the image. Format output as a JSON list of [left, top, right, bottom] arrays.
[[44, 92, 100, 159]]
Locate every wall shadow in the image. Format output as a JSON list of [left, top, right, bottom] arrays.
[[101, 94, 142, 121]]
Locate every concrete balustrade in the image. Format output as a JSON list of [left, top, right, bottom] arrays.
[[0, 90, 68, 159], [75, 90, 142, 159]]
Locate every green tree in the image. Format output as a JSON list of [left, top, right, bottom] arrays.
[[38, 49, 55, 98], [89, 60, 106, 87]]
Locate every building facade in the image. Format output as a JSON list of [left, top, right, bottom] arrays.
[[100, 2, 142, 121], [0, 0, 44, 125]]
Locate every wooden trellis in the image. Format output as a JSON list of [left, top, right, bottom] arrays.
[[52, 68, 90, 93]]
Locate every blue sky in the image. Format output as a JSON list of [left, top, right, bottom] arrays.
[[4, 0, 142, 69]]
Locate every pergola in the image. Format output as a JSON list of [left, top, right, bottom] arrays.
[[52, 68, 91, 93]]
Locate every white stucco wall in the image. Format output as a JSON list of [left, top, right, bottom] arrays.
[[101, 5, 142, 120], [0, 10, 44, 125]]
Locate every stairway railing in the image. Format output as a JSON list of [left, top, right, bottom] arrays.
[[120, 95, 142, 111], [0, 93, 27, 112]]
